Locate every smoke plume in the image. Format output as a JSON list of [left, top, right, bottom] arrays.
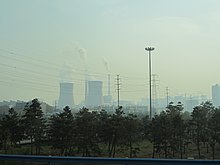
[[75, 45, 92, 81], [103, 57, 110, 73], [76, 46, 87, 69]]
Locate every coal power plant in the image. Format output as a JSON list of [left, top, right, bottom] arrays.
[[85, 80, 103, 107], [58, 82, 74, 109]]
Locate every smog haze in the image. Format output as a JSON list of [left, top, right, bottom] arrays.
[[0, 0, 220, 104]]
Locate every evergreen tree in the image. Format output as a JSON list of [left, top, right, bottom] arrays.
[[75, 107, 100, 157], [96, 109, 112, 150], [123, 114, 142, 158], [191, 101, 210, 158], [22, 98, 45, 155], [0, 116, 10, 153], [166, 102, 185, 158], [149, 102, 185, 158], [48, 106, 75, 156], [3, 108, 23, 147], [108, 106, 125, 157], [207, 105, 220, 159]]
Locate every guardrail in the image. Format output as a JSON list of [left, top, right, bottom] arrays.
[[1, 154, 220, 165]]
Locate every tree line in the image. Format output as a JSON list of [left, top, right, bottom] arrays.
[[1, 98, 220, 159]]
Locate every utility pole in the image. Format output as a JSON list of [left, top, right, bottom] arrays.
[[145, 47, 155, 120], [166, 87, 169, 107], [116, 75, 120, 109]]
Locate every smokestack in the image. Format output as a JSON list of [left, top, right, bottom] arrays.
[[103, 58, 110, 73], [85, 80, 88, 103], [108, 74, 110, 96], [103, 75, 112, 105], [58, 82, 74, 109], [77, 45, 89, 105]]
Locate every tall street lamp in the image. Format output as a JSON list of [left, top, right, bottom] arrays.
[[145, 47, 155, 120]]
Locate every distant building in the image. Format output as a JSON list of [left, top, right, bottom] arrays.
[[212, 84, 220, 107], [200, 95, 208, 103], [185, 98, 199, 112], [173, 95, 185, 105], [103, 95, 112, 105], [14, 101, 27, 114], [0, 105, 9, 114], [41, 102, 53, 114], [0, 100, 16, 107], [119, 100, 134, 106]]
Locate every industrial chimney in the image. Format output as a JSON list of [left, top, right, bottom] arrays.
[[58, 82, 74, 109], [108, 74, 110, 96], [103, 74, 112, 105]]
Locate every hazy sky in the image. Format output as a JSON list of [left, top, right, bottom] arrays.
[[1, 0, 220, 105]]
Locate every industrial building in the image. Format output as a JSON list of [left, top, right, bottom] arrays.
[[212, 84, 220, 107]]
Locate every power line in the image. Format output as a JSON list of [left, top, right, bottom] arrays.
[[0, 48, 156, 81], [0, 49, 117, 77]]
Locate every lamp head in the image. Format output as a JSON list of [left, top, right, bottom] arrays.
[[145, 47, 155, 51]]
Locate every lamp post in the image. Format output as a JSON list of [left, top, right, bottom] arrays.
[[145, 47, 155, 120]]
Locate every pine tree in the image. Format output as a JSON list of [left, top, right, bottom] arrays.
[[22, 98, 45, 155], [48, 106, 75, 156]]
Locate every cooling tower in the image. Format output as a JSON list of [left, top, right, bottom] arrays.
[[58, 83, 74, 109], [86, 81, 103, 107]]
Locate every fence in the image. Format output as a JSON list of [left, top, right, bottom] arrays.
[[0, 154, 220, 165]]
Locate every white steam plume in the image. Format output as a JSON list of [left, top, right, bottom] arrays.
[[75, 45, 92, 80], [60, 63, 75, 83]]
